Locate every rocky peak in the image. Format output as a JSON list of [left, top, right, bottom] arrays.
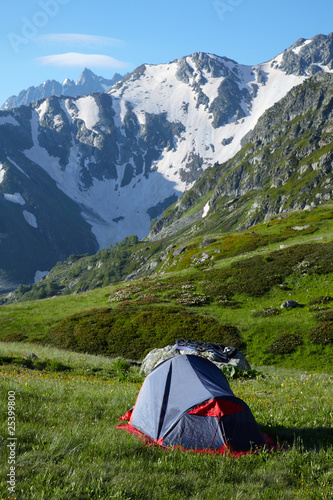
[[278, 32, 333, 76], [1, 70, 123, 110]]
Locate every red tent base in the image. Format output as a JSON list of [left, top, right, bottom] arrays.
[[116, 422, 279, 457]]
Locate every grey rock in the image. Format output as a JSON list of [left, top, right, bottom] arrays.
[[198, 238, 217, 248], [24, 352, 38, 360], [222, 137, 234, 146], [2, 69, 123, 109], [173, 245, 187, 257], [140, 345, 250, 376], [291, 225, 310, 231], [140, 346, 180, 375], [280, 300, 301, 309]]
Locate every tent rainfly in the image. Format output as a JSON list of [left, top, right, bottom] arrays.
[[117, 354, 276, 456]]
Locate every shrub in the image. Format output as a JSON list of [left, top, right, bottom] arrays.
[[221, 366, 264, 380], [266, 333, 302, 355], [45, 359, 71, 372], [309, 322, 333, 345], [112, 358, 132, 380], [252, 307, 281, 317], [174, 293, 209, 306], [309, 305, 329, 312], [309, 296, 333, 305], [217, 299, 240, 309], [314, 310, 333, 322], [4, 333, 28, 342], [46, 305, 245, 359]]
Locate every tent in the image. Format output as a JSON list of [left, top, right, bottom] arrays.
[[117, 354, 275, 456]]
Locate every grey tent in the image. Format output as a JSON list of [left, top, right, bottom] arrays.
[[117, 355, 275, 455]]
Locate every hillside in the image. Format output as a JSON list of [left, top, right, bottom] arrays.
[[5, 70, 333, 297], [0, 34, 333, 287], [1, 203, 333, 372], [149, 71, 333, 240], [0, 36, 332, 375]]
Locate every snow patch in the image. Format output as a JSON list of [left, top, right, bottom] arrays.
[[0, 115, 19, 127], [4, 193, 25, 205], [202, 201, 210, 218], [23, 210, 38, 228], [7, 157, 29, 178], [75, 95, 100, 131], [292, 39, 312, 55], [36, 100, 48, 118], [34, 270, 49, 282], [0, 163, 5, 184], [24, 111, 63, 179]]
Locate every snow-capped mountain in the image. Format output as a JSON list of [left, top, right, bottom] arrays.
[[0, 33, 332, 286], [1, 69, 123, 110]]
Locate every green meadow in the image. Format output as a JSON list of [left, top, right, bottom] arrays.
[[0, 206, 333, 499], [0, 343, 332, 499]]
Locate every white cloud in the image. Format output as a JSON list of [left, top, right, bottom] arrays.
[[37, 33, 125, 47], [36, 53, 129, 69]]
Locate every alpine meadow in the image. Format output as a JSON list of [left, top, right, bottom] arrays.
[[0, 29, 333, 500]]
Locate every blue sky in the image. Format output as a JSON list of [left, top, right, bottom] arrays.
[[1, 0, 332, 105]]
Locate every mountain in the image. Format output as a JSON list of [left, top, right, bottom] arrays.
[[11, 68, 333, 300], [0, 33, 332, 287], [148, 71, 333, 240], [1, 69, 123, 110]]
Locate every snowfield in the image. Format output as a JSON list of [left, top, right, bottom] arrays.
[[16, 37, 333, 249], [4, 192, 25, 205]]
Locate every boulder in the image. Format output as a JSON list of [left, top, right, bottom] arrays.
[[280, 300, 301, 309], [140, 345, 251, 376], [173, 245, 187, 257]]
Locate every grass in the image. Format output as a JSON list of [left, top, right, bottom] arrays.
[[1, 207, 333, 371], [0, 286, 117, 341], [0, 342, 332, 499]]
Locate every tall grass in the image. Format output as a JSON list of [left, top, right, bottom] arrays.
[[0, 343, 332, 499]]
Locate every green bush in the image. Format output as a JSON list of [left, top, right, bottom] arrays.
[[309, 296, 333, 305], [252, 307, 281, 317], [46, 305, 245, 359], [4, 332, 28, 342], [314, 310, 333, 322], [45, 359, 71, 372], [309, 322, 333, 345], [221, 366, 264, 380], [266, 333, 302, 355]]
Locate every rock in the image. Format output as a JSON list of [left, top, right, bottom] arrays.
[[291, 225, 310, 231], [173, 245, 187, 257], [140, 345, 250, 376], [198, 238, 217, 248], [140, 346, 179, 375], [280, 300, 301, 309], [24, 352, 38, 360]]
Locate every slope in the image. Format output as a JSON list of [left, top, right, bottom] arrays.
[[149, 71, 333, 240], [0, 34, 332, 286]]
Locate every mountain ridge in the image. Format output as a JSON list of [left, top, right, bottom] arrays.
[[1, 69, 123, 110], [6, 70, 333, 301], [148, 71, 333, 240], [0, 33, 332, 286]]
